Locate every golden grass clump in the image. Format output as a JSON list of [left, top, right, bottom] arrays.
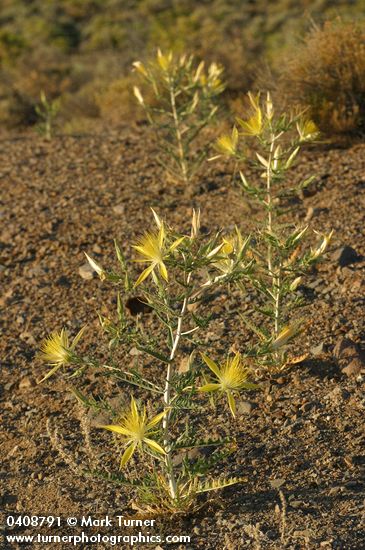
[[279, 20, 365, 135]]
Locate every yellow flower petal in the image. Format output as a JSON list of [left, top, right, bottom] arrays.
[[38, 364, 63, 384], [144, 438, 166, 455], [70, 325, 87, 350], [158, 224, 165, 248], [199, 383, 221, 392], [272, 324, 300, 350], [151, 207, 162, 228], [238, 109, 262, 136], [100, 424, 132, 437], [159, 262, 168, 282], [84, 253, 105, 279], [120, 443, 137, 468], [169, 236, 185, 252], [227, 391, 236, 418], [130, 396, 139, 420], [134, 264, 155, 287], [201, 353, 221, 378], [146, 409, 167, 430]]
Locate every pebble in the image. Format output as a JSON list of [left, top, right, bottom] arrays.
[[290, 500, 303, 508], [237, 400, 254, 415], [92, 243, 102, 254], [19, 376, 36, 390], [112, 204, 125, 215], [19, 331, 36, 345], [293, 530, 311, 539], [79, 263, 94, 280], [129, 346, 143, 356], [269, 478, 285, 489], [342, 358, 364, 377], [311, 342, 325, 356]]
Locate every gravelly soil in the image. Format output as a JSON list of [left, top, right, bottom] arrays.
[[0, 129, 364, 550]]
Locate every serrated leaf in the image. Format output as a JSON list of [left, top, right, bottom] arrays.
[[194, 476, 246, 494]]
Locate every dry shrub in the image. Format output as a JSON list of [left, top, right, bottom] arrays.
[[0, 47, 71, 127], [95, 75, 144, 126], [279, 20, 365, 136]]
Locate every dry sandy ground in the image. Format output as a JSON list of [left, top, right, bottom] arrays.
[[1, 129, 365, 549]]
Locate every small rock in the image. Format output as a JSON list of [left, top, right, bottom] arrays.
[[331, 245, 361, 267], [92, 243, 102, 254], [333, 337, 365, 376], [333, 337, 355, 359], [311, 342, 325, 356], [28, 265, 45, 277], [290, 500, 303, 508], [187, 301, 199, 313], [237, 400, 254, 415], [342, 358, 363, 377], [19, 377, 36, 390], [19, 332, 36, 345], [270, 478, 285, 489], [79, 263, 94, 280], [112, 204, 125, 215], [129, 346, 143, 356], [304, 206, 314, 221], [293, 530, 311, 540], [328, 486, 342, 496], [178, 357, 190, 374]]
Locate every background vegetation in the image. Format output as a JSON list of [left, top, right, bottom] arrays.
[[0, 0, 364, 134]]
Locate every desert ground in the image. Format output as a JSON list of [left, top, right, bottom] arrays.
[[1, 128, 364, 549]]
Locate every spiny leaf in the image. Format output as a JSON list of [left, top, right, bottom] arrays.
[[192, 476, 246, 495]]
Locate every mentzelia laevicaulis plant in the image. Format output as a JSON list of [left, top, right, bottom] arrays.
[[38, 209, 259, 513], [133, 49, 225, 193], [213, 92, 333, 371]]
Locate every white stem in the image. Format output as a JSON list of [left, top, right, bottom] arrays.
[[266, 138, 282, 359], [169, 80, 189, 186], [162, 271, 192, 499], [266, 139, 275, 277], [274, 267, 281, 339]]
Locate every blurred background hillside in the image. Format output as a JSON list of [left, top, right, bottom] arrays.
[[0, 0, 364, 135]]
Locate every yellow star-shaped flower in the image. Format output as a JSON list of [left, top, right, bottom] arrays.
[[100, 397, 167, 468], [199, 352, 259, 417], [132, 218, 184, 286], [38, 326, 86, 382]]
